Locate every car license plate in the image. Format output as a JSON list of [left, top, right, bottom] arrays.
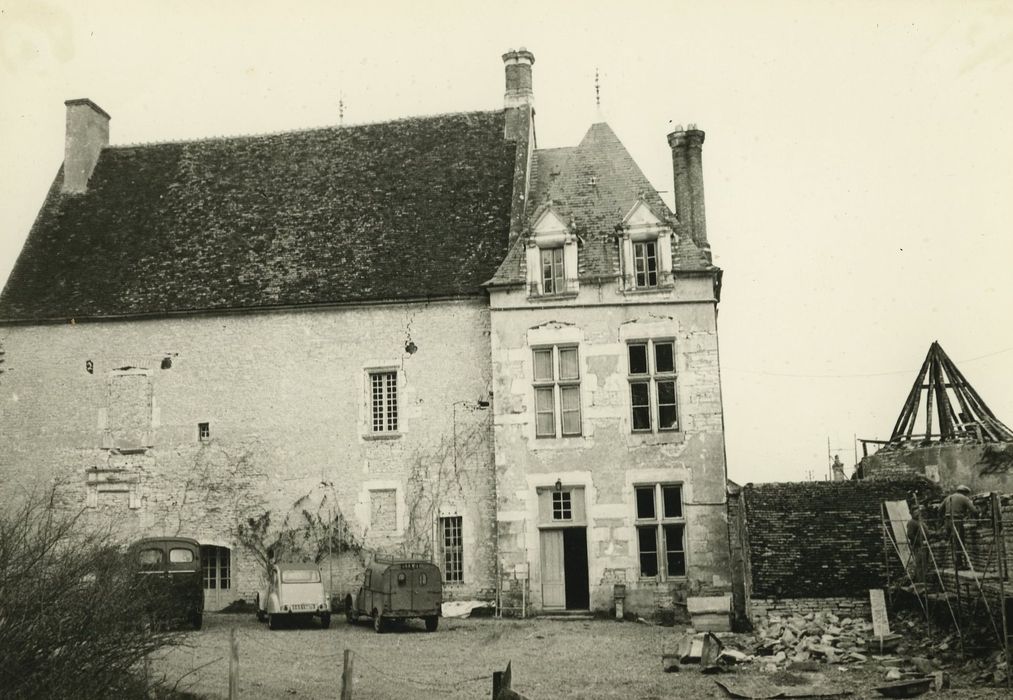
[[293, 604, 315, 611]]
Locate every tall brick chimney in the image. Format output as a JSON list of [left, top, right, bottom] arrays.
[[502, 48, 534, 142], [667, 125, 709, 260], [62, 98, 110, 194], [503, 48, 535, 108], [502, 48, 536, 243]]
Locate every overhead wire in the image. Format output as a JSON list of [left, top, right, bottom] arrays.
[[722, 346, 1013, 379]]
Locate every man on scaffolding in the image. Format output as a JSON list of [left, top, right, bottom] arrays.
[[942, 485, 978, 571]]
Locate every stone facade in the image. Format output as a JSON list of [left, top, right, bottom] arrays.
[[0, 300, 498, 608], [859, 442, 1013, 493], [0, 49, 734, 618], [490, 276, 731, 615]]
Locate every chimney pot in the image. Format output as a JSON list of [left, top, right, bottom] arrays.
[[503, 48, 535, 109], [63, 98, 110, 194]]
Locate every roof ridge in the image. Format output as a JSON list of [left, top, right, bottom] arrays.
[[105, 108, 504, 151]]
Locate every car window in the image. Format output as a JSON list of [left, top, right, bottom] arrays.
[[138, 548, 163, 568], [364, 570, 371, 587], [281, 569, 321, 583], [420, 572, 428, 586], [169, 548, 194, 563]]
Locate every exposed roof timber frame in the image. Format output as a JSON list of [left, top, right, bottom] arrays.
[[889, 341, 1013, 445]]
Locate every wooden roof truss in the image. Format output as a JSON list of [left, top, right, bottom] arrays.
[[889, 341, 1013, 445]]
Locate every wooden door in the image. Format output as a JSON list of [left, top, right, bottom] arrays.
[[540, 529, 565, 610]]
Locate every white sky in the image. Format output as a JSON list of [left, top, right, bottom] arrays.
[[2, 0, 1012, 485]]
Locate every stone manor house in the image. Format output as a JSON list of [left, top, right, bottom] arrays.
[[0, 50, 731, 616]]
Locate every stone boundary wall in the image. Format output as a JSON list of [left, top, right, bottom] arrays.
[[742, 478, 941, 600], [750, 596, 871, 621]]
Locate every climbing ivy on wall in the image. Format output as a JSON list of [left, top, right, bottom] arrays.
[[232, 404, 492, 571], [235, 484, 364, 570]]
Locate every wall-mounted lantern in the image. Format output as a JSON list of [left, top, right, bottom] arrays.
[[554, 478, 563, 492]]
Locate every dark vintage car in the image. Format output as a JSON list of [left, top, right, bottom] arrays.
[[345, 557, 442, 632], [129, 537, 204, 630]]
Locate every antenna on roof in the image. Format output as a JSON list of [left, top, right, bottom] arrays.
[[339, 93, 345, 126], [594, 67, 601, 109]]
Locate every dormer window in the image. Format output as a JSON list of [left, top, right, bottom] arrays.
[[620, 201, 674, 291], [633, 241, 658, 288], [541, 247, 564, 294], [526, 207, 578, 297]]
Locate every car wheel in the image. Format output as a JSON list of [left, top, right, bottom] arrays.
[[320, 612, 331, 630], [268, 614, 280, 631], [345, 596, 356, 625], [373, 611, 385, 634], [424, 616, 438, 633]]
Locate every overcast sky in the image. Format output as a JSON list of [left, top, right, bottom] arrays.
[[2, 0, 1011, 485]]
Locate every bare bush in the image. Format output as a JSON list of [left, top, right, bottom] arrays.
[[0, 489, 186, 699]]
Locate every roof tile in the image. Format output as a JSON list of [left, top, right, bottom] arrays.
[[0, 111, 516, 320]]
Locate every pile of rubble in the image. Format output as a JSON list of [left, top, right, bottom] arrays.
[[664, 607, 1010, 691], [752, 610, 877, 665]]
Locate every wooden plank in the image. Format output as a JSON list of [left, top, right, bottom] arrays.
[[341, 649, 354, 700], [892, 354, 930, 441], [228, 627, 238, 700], [870, 589, 890, 638], [884, 501, 912, 574]]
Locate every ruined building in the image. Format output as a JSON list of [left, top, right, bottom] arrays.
[[857, 342, 1013, 492], [0, 50, 731, 615]]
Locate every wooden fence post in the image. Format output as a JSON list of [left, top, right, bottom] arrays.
[[341, 649, 354, 700], [229, 627, 239, 700]]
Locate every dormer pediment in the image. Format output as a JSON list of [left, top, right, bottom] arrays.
[[530, 207, 571, 247], [621, 200, 672, 242], [623, 200, 661, 227], [533, 208, 569, 235]]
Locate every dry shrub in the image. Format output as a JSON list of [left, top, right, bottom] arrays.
[[0, 489, 187, 699]]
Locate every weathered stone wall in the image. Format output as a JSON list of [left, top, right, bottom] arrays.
[[750, 596, 872, 621], [742, 479, 941, 601], [859, 442, 1013, 493], [0, 300, 497, 607], [489, 276, 730, 616]]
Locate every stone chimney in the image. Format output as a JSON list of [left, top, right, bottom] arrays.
[[63, 98, 110, 194], [666, 125, 709, 260], [503, 48, 535, 108], [502, 48, 535, 143], [502, 48, 536, 243]]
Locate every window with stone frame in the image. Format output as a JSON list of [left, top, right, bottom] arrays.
[[627, 340, 678, 432], [635, 483, 686, 579], [633, 241, 659, 288], [369, 370, 398, 433], [551, 491, 573, 521], [540, 247, 565, 294], [440, 516, 464, 583], [532, 345, 582, 438]]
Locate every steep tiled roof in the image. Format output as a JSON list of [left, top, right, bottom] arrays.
[[0, 111, 517, 321], [487, 121, 713, 287]]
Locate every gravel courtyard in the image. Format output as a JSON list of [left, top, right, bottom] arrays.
[[149, 613, 1010, 699]]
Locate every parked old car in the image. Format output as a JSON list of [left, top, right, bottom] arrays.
[[256, 562, 331, 630], [129, 537, 204, 630], [345, 557, 442, 632]]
